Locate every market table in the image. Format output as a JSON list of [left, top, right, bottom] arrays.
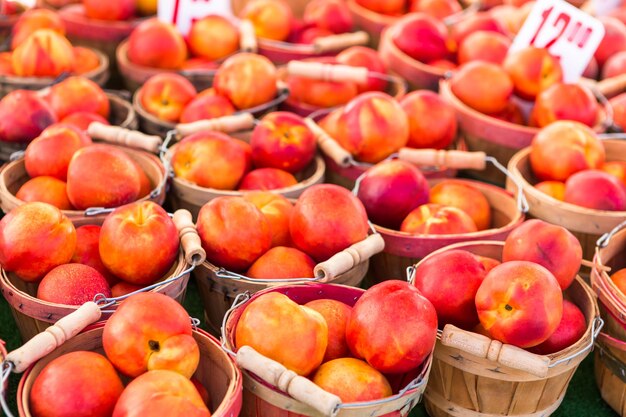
[[0, 279, 618, 416]]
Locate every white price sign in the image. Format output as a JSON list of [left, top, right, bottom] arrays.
[[158, 0, 234, 36], [509, 0, 605, 83]]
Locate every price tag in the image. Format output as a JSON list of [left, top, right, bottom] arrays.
[[509, 0, 605, 83], [158, 0, 234, 36], [593, 0, 621, 17]]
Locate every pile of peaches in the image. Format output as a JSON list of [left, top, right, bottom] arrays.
[[358, 160, 491, 234], [233, 279, 437, 404], [28, 293, 214, 416], [196, 184, 369, 276], [170, 111, 316, 192], [0, 9, 102, 78], [414, 219, 586, 354], [0, 199, 180, 303]]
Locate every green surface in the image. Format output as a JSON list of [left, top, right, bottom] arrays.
[[0, 278, 619, 417]]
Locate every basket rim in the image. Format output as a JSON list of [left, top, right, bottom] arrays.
[[58, 3, 144, 32]]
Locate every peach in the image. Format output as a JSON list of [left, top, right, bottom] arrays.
[[503, 219, 582, 290], [400, 90, 457, 149], [250, 111, 316, 173], [16, 176, 73, 210], [450, 12, 508, 45], [171, 131, 250, 190], [336, 46, 387, 93], [238, 168, 298, 190], [240, 0, 293, 41], [47, 76, 110, 120], [410, 0, 462, 20], [213, 53, 277, 110], [595, 17, 626, 67], [530, 121, 605, 182], [140, 73, 197, 122], [127, 18, 187, 69], [287, 71, 358, 108], [312, 358, 392, 401], [0, 202, 76, 282], [532, 83, 598, 128], [429, 180, 491, 231], [291, 184, 369, 262], [475, 255, 500, 273], [247, 246, 316, 279], [0, 90, 57, 143], [400, 204, 478, 235], [457, 30, 511, 65], [356, 159, 430, 229], [601, 161, 626, 187], [583, 56, 599, 80], [529, 299, 586, 355], [490, 100, 525, 125], [0, 52, 13, 75], [450, 61, 513, 115], [136, 0, 157, 15], [72, 47, 101, 74], [84, 0, 135, 21], [355, 0, 404, 14], [37, 263, 111, 305], [61, 111, 109, 131], [197, 196, 272, 270], [191, 378, 210, 406], [304, 0, 353, 34], [332, 92, 409, 163], [132, 159, 152, 198], [413, 249, 487, 329], [235, 291, 328, 375], [392, 14, 452, 64], [113, 370, 210, 417], [346, 280, 438, 373], [293, 26, 334, 44], [534, 180, 566, 201], [611, 268, 626, 296], [564, 170, 626, 211], [30, 352, 123, 417], [100, 201, 180, 285], [182, 57, 220, 71], [476, 260, 563, 348], [66, 145, 141, 209], [305, 299, 352, 362], [243, 191, 293, 247], [428, 58, 457, 70], [488, 5, 519, 34], [12, 29, 74, 77], [503, 47, 563, 101], [111, 282, 143, 298], [180, 93, 235, 124], [611, 93, 626, 131], [25, 123, 92, 180], [10, 8, 65, 50], [71, 225, 117, 286], [602, 50, 626, 80], [104, 292, 200, 378], [188, 15, 239, 61]]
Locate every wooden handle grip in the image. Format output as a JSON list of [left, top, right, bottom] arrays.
[[304, 117, 352, 167], [313, 31, 370, 53], [287, 61, 369, 84], [239, 19, 258, 53], [440, 325, 550, 378], [398, 148, 487, 170], [236, 346, 341, 416], [314, 234, 385, 282], [172, 209, 206, 266], [88, 122, 163, 154], [6, 302, 102, 373], [176, 113, 256, 137], [596, 73, 626, 98]]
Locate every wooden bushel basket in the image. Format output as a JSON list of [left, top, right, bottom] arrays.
[[0, 91, 138, 163], [0, 48, 109, 97], [222, 283, 434, 417], [195, 232, 383, 335], [591, 221, 626, 416], [505, 139, 626, 263], [414, 241, 602, 417], [367, 151, 526, 279], [0, 208, 205, 342], [440, 78, 619, 186]]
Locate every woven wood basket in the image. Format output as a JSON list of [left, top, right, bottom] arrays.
[[414, 240, 601, 417], [221, 282, 434, 416], [505, 140, 626, 263], [14, 322, 243, 417], [591, 221, 626, 416]]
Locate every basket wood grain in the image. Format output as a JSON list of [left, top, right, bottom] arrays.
[[0, 48, 109, 97], [505, 140, 626, 262], [369, 178, 524, 282], [0, 144, 166, 217], [16, 322, 243, 417], [418, 241, 600, 417]]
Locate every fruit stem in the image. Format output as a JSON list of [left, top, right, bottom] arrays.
[[148, 340, 160, 351]]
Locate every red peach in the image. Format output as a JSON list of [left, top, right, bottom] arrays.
[[503, 46, 563, 101], [287, 71, 358, 108], [429, 180, 492, 230], [293, 26, 334, 44], [238, 168, 298, 191], [11, 8, 65, 50], [610, 93, 626, 131], [247, 246, 316, 279], [127, 18, 187, 69], [450, 61, 513, 115], [528, 299, 586, 355], [336, 46, 388, 93], [304, 0, 353, 34], [392, 14, 452, 64], [534, 180, 566, 201], [0, 52, 13, 75], [312, 358, 392, 401], [564, 170, 626, 211], [179, 94, 235, 124], [400, 204, 478, 235], [595, 17, 626, 67], [37, 263, 111, 305], [140, 73, 197, 123], [61, 112, 109, 132], [240, 0, 293, 41], [188, 15, 239, 61], [182, 57, 219, 71], [602, 50, 626, 80], [490, 100, 526, 125], [11, 29, 74, 77], [457, 30, 511, 65], [305, 299, 352, 362], [355, 0, 404, 14], [16, 176, 73, 210], [111, 281, 143, 298], [47, 76, 110, 120], [72, 46, 101, 75], [243, 191, 294, 247], [583, 56, 599, 80], [400, 90, 457, 149], [71, 225, 117, 286], [601, 161, 626, 187], [475, 255, 500, 273], [449, 12, 509, 45], [410, 0, 462, 20], [84, 0, 135, 20], [0, 90, 57, 143], [532, 83, 598, 128]]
